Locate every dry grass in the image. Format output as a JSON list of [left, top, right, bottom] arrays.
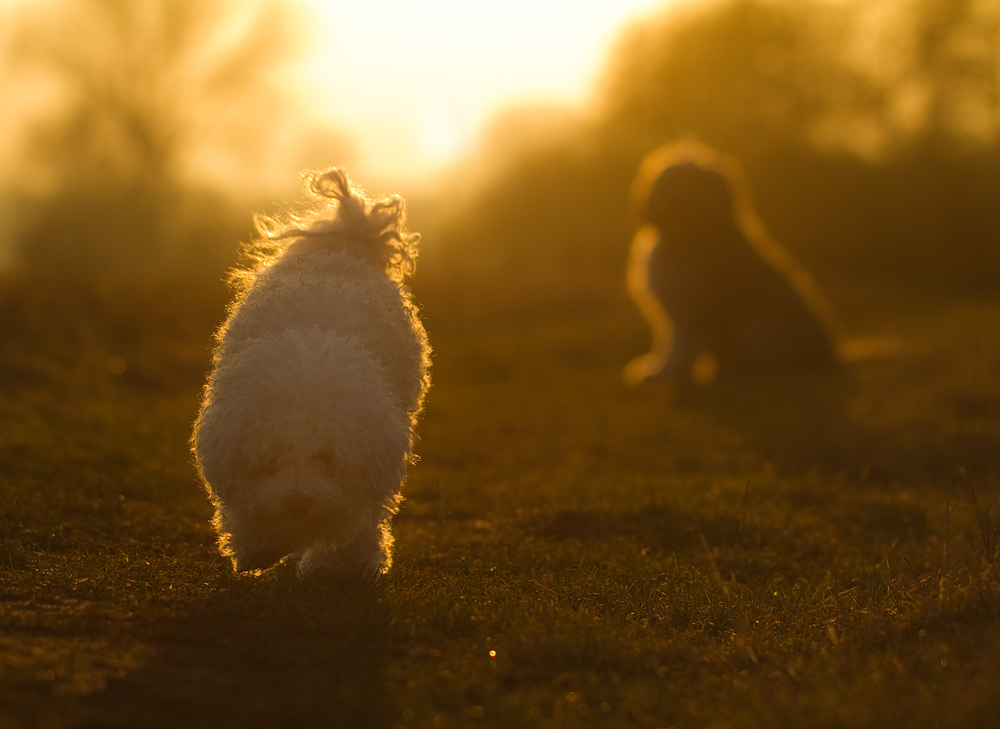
[[1, 270, 998, 728]]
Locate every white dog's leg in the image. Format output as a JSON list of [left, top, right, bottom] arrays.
[[232, 543, 289, 573], [296, 520, 392, 581], [216, 505, 298, 573]]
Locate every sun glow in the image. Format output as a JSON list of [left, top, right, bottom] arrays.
[[296, 0, 674, 184], [417, 99, 474, 168]]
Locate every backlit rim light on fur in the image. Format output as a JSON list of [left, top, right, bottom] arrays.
[[241, 168, 419, 285], [192, 166, 431, 577]]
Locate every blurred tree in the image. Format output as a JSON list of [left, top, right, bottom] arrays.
[[437, 0, 1000, 288], [8, 0, 301, 277], [599, 0, 1000, 160], [597, 0, 917, 164], [909, 0, 1000, 150], [434, 104, 624, 273]]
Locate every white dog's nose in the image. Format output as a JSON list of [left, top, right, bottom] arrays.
[[282, 491, 314, 519]]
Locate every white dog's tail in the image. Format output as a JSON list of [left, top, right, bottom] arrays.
[[254, 168, 419, 282]]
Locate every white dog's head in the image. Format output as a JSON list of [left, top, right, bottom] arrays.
[[236, 168, 420, 285]]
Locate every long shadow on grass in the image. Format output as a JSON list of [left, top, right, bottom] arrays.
[[79, 566, 391, 729], [673, 369, 924, 481], [685, 364, 998, 482]]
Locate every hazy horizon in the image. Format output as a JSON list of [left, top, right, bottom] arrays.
[[292, 0, 676, 186]]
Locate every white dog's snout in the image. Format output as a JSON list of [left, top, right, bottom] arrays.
[[282, 491, 314, 519]]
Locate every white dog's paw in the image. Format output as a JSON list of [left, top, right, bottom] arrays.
[[296, 528, 390, 581], [296, 549, 385, 582], [233, 546, 288, 573]]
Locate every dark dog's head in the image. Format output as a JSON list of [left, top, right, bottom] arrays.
[[631, 141, 751, 235], [646, 161, 734, 231]]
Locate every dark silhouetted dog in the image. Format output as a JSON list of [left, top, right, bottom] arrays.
[[626, 142, 895, 385]]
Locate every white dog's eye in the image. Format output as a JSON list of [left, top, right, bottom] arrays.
[[317, 452, 338, 480]]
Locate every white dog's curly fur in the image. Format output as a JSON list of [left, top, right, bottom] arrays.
[[192, 169, 431, 579]]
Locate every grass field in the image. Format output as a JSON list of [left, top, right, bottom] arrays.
[[1, 269, 998, 728]]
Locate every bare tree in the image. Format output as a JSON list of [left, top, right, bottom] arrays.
[[9, 0, 300, 275]]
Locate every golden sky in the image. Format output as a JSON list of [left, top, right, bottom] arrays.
[[0, 0, 682, 201], [295, 0, 675, 184]]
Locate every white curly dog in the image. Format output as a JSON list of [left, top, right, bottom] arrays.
[[192, 169, 431, 579]]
